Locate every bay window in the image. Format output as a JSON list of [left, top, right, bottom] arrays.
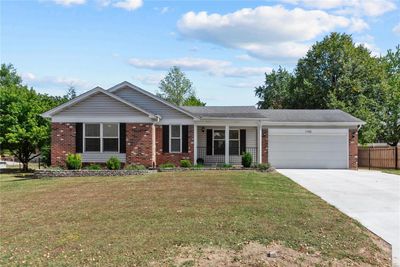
[[84, 123, 119, 152]]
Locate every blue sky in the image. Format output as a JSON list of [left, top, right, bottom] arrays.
[[1, 0, 399, 105]]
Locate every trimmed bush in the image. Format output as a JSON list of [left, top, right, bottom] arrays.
[[180, 159, 192, 168], [86, 164, 101, 170], [66, 154, 82, 170], [125, 164, 146, 170], [217, 163, 232, 168], [159, 163, 175, 169], [196, 158, 204, 165], [257, 163, 270, 171], [193, 164, 204, 169], [241, 152, 253, 168], [106, 156, 121, 170]]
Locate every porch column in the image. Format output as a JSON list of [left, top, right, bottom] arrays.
[[193, 125, 198, 164], [257, 123, 262, 164], [225, 125, 229, 164]]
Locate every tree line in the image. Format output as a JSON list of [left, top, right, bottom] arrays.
[[255, 33, 399, 146]]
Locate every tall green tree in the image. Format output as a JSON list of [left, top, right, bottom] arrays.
[[0, 64, 64, 170], [255, 67, 293, 109], [255, 33, 390, 144], [158, 66, 205, 106], [379, 46, 400, 146]]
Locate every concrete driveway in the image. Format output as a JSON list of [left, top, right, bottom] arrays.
[[278, 169, 400, 266]]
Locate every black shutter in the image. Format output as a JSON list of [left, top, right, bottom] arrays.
[[162, 125, 169, 153], [76, 123, 83, 153], [119, 123, 126, 153], [206, 129, 212, 155], [182, 125, 188, 153], [240, 129, 246, 155]]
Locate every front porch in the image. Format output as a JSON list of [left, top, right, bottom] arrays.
[[193, 125, 262, 166]]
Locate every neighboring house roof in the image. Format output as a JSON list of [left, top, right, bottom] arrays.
[[42, 87, 157, 119], [181, 106, 364, 124], [108, 81, 198, 119]]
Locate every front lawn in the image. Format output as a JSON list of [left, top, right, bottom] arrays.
[[0, 170, 389, 266]]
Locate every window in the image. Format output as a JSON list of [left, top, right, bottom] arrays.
[[170, 125, 181, 153], [229, 130, 239, 155], [85, 124, 100, 152], [103, 123, 119, 152], [213, 130, 225, 155], [84, 123, 119, 152]]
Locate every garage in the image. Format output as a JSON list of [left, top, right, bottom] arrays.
[[268, 128, 348, 169]]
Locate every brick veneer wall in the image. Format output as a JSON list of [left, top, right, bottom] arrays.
[[349, 129, 358, 170], [155, 125, 194, 166], [126, 123, 153, 167], [262, 129, 268, 163], [51, 123, 76, 166]]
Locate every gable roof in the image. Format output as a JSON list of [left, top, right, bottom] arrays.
[[42, 87, 157, 118], [108, 81, 198, 119]]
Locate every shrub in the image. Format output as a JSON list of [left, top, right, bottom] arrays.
[[241, 152, 253, 168], [66, 154, 82, 170], [180, 159, 192, 168], [86, 164, 101, 170], [125, 164, 146, 170], [193, 164, 204, 169], [106, 156, 121, 170], [217, 163, 232, 168], [159, 163, 175, 169], [196, 158, 204, 165], [257, 163, 270, 171]]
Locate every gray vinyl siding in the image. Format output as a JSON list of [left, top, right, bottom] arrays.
[[57, 92, 149, 118], [113, 86, 192, 119], [81, 152, 126, 163]]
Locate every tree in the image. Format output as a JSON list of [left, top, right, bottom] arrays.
[[255, 67, 293, 109], [379, 46, 400, 146], [0, 64, 64, 170], [254, 33, 389, 144], [183, 95, 206, 106], [157, 66, 205, 106], [65, 85, 77, 100]]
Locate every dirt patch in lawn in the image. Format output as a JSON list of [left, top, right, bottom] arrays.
[[164, 239, 390, 267]]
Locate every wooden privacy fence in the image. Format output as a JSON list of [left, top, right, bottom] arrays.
[[358, 146, 400, 169]]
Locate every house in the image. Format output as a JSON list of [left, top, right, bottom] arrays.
[[42, 81, 364, 169]]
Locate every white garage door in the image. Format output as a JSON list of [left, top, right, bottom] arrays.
[[268, 128, 348, 169]]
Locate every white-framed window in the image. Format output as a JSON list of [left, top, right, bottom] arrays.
[[170, 125, 182, 153], [213, 129, 225, 155], [84, 123, 119, 153], [212, 129, 240, 155], [229, 130, 240, 155]]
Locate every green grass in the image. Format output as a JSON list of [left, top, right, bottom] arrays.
[[382, 169, 400, 175], [0, 170, 387, 266]]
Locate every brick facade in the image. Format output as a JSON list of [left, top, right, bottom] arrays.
[[51, 123, 76, 166], [155, 125, 194, 166], [348, 129, 359, 170], [262, 129, 268, 163], [126, 123, 154, 167]]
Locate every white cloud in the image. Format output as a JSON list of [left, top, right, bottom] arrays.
[[177, 5, 350, 60], [355, 35, 380, 56], [348, 17, 369, 32], [235, 54, 254, 61], [134, 73, 164, 86], [53, 0, 86, 6], [112, 0, 143, 11], [128, 57, 271, 78], [129, 57, 231, 71], [286, 0, 397, 17], [21, 72, 93, 90], [393, 23, 400, 35]]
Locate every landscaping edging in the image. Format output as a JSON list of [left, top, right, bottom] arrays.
[[158, 167, 275, 172], [34, 169, 157, 178]]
